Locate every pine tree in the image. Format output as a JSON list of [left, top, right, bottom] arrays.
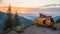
[[13, 11, 20, 27], [3, 5, 13, 31]]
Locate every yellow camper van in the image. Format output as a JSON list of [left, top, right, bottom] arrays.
[[34, 17, 52, 27], [34, 13, 54, 27]]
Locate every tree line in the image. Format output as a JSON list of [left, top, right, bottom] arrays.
[[3, 5, 21, 31]]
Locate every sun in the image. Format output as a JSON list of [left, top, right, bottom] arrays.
[[21, 11, 25, 13], [20, 8, 26, 13], [17, 8, 28, 14]]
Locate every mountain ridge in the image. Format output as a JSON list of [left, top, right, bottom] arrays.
[[0, 12, 34, 30], [53, 16, 60, 22]]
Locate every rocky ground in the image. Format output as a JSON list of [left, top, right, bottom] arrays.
[[0, 24, 60, 34], [20, 25, 60, 34]]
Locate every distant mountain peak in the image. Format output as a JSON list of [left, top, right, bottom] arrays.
[[53, 16, 60, 22], [19, 15, 31, 19]]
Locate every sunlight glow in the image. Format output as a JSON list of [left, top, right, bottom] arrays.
[[0, 0, 60, 14]]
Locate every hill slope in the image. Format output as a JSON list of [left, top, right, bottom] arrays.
[[0, 12, 34, 30], [53, 16, 60, 22]]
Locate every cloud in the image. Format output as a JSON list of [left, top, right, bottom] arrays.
[[30, 8, 60, 15], [22, 7, 60, 15], [46, 8, 60, 12], [0, 0, 2, 1], [43, 4, 60, 7], [0, 0, 1, 1], [0, 0, 2, 3], [0, 6, 60, 15]]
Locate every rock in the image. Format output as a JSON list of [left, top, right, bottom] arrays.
[[7, 30, 18, 34], [15, 26, 24, 33]]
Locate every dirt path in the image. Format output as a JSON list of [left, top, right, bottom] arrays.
[[20, 25, 60, 34]]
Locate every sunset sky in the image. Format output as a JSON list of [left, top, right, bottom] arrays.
[[0, 0, 60, 16]]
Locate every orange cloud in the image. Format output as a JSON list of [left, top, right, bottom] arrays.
[[0, 6, 30, 14], [0, 6, 60, 15]]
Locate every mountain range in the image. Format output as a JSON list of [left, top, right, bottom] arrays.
[[0, 12, 34, 30], [53, 16, 60, 22]]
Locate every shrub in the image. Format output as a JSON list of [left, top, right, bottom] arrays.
[[12, 26, 24, 33], [7, 30, 18, 34]]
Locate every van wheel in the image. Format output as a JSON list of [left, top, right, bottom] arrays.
[[46, 25, 52, 28], [36, 23, 40, 26], [51, 27, 57, 30], [46, 25, 49, 28]]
